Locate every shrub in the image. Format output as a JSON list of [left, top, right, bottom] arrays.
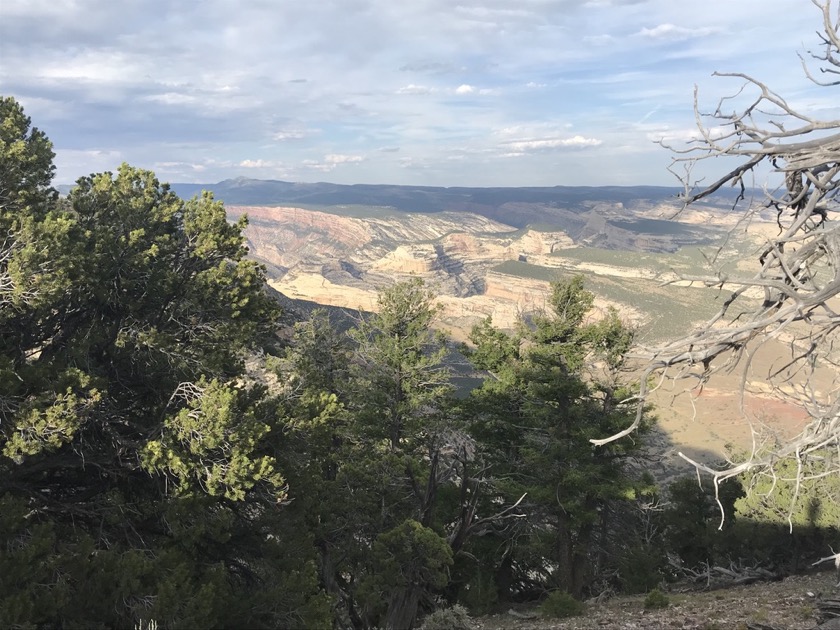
[[419, 604, 472, 630], [643, 589, 670, 610], [619, 544, 666, 594], [457, 571, 498, 615], [540, 591, 585, 618]]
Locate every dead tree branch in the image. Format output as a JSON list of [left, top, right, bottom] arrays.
[[592, 1, 840, 520]]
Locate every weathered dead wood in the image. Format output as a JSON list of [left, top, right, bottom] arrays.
[[592, 0, 840, 529]]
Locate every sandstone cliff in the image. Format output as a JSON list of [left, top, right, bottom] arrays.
[[228, 203, 735, 340]]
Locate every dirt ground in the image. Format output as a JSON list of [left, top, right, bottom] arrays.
[[475, 570, 838, 629]]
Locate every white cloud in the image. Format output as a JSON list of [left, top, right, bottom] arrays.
[[638, 24, 720, 40], [240, 159, 278, 168], [272, 128, 311, 141], [5, 0, 827, 187], [144, 92, 197, 106], [325, 154, 364, 164], [40, 55, 143, 83], [646, 126, 729, 144], [452, 84, 496, 96], [302, 154, 366, 172], [155, 161, 207, 172], [505, 135, 603, 151], [396, 84, 435, 95]]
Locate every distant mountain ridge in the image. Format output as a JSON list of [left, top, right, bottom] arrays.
[[168, 177, 689, 219], [58, 176, 747, 230]]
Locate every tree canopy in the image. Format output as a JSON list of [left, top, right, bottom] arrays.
[[0, 96, 330, 629]]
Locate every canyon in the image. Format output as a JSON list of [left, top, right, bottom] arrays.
[[180, 178, 804, 466], [224, 191, 743, 338]]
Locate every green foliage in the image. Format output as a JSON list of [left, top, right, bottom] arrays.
[[141, 379, 284, 500], [462, 316, 518, 372], [456, 568, 499, 615], [463, 275, 646, 597], [662, 476, 744, 568], [540, 591, 585, 618], [419, 604, 473, 630], [643, 589, 670, 610], [348, 277, 452, 449], [0, 95, 56, 224], [0, 98, 330, 629], [619, 544, 667, 594], [275, 281, 461, 629], [735, 454, 840, 529], [373, 520, 453, 591], [724, 453, 840, 571]]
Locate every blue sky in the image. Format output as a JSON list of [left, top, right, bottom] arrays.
[[1, 0, 837, 187]]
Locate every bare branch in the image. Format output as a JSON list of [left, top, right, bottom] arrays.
[[593, 0, 840, 520]]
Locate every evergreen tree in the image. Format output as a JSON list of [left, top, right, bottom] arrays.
[[0, 97, 329, 628], [276, 281, 458, 628], [463, 276, 644, 598]]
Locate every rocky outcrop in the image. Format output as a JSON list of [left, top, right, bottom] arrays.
[[230, 203, 728, 340], [371, 245, 439, 274]]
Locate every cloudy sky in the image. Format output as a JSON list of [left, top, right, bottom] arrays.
[[1, 0, 837, 187]]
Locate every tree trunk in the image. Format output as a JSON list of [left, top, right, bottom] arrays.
[[556, 516, 575, 594], [384, 585, 421, 630], [496, 551, 513, 602]]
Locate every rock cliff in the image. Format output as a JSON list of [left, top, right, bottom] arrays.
[[228, 202, 732, 338]]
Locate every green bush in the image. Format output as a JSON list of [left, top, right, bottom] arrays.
[[619, 544, 666, 594], [419, 604, 472, 630], [457, 571, 498, 615], [643, 588, 670, 610], [540, 591, 585, 618]]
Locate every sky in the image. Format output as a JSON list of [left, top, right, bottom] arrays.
[[1, 0, 837, 188]]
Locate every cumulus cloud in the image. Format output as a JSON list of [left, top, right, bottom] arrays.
[[303, 154, 366, 172], [155, 161, 207, 172], [453, 84, 496, 96], [325, 154, 364, 164], [2, 0, 822, 186], [40, 51, 147, 83], [240, 159, 278, 168], [505, 135, 603, 152], [638, 24, 720, 40]]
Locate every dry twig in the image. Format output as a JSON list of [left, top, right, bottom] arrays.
[[592, 0, 840, 526]]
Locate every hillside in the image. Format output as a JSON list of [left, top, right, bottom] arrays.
[[210, 183, 753, 337], [476, 570, 836, 629]]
